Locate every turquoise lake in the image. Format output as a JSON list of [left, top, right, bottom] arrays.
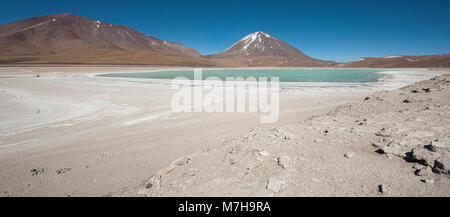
[[98, 69, 385, 83]]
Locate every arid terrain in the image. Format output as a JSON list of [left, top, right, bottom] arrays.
[[143, 69, 450, 197], [0, 66, 448, 197]]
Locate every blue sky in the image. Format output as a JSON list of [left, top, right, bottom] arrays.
[[1, 0, 449, 62]]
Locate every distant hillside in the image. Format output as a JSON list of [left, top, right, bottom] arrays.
[[337, 54, 450, 68], [0, 13, 211, 66]]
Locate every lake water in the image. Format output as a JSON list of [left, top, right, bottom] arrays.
[[98, 68, 385, 83]]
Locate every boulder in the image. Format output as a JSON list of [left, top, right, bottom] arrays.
[[414, 166, 433, 176], [277, 156, 291, 169], [377, 144, 406, 157], [410, 148, 438, 166], [433, 158, 450, 176], [429, 139, 449, 152]]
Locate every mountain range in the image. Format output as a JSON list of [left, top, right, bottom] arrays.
[[0, 13, 449, 67]]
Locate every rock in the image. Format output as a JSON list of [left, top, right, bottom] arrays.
[[414, 166, 433, 176], [421, 179, 434, 184], [428, 140, 449, 152], [364, 96, 370, 100], [145, 176, 154, 189], [36, 75, 40, 77], [377, 144, 406, 157], [403, 98, 412, 103], [30, 168, 46, 176], [266, 177, 285, 193], [422, 88, 431, 93], [277, 156, 291, 169], [344, 152, 355, 158], [410, 148, 438, 166], [433, 158, 450, 175], [56, 168, 71, 174], [378, 184, 389, 194], [145, 182, 153, 189]]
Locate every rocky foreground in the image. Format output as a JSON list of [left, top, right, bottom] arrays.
[[140, 74, 450, 197]]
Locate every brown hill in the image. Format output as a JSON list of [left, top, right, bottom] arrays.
[[337, 54, 450, 68], [0, 13, 211, 66], [206, 31, 334, 67]]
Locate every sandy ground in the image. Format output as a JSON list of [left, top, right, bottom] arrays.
[[0, 66, 447, 197]]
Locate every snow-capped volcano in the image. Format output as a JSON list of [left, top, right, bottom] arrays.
[[208, 31, 333, 66], [211, 31, 309, 58]]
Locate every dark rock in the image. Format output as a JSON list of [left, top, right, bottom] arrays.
[[410, 148, 438, 166], [30, 168, 46, 176], [433, 158, 450, 176], [378, 184, 389, 194], [56, 168, 71, 174], [145, 183, 153, 189]]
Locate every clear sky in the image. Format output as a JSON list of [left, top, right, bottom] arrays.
[[1, 0, 449, 62]]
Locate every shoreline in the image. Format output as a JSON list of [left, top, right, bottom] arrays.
[[90, 68, 439, 97]]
